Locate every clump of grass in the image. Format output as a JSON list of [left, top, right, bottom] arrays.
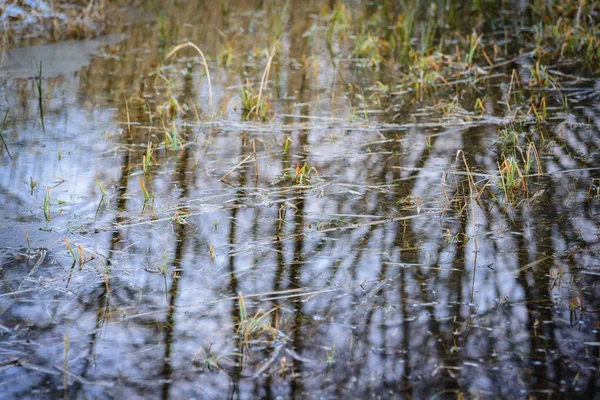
[[487, 126, 543, 204], [241, 85, 271, 121], [294, 162, 316, 184], [497, 127, 519, 151], [281, 161, 319, 185], [532, 2, 600, 71], [237, 292, 278, 344], [497, 155, 524, 200], [241, 42, 279, 121], [277, 161, 320, 186]]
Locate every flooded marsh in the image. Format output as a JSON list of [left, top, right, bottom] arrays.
[[1, 1, 600, 398]]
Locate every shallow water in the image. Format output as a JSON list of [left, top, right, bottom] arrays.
[[0, 33, 125, 79], [1, 1, 600, 399]]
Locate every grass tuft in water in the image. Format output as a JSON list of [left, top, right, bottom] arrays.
[[241, 85, 271, 121], [242, 43, 279, 121], [237, 292, 278, 344]]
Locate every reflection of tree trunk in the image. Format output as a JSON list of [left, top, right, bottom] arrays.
[[160, 134, 191, 400], [289, 61, 310, 397], [289, 149, 306, 398], [399, 259, 411, 391], [70, 287, 109, 399], [78, 144, 132, 394], [289, 189, 305, 399], [518, 176, 589, 396], [69, 141, 131, 398], [442, 209, 468, 395], [343, 167, 388, 392], [264, 133, 290, 399], [392, 197, 414, 392], [389, 133, 430, 395], [517, 229, 544, 395], [109, 149, 131, 254], [226, 202, 241, 400], [160, 270, 177, 400], [226, 141, 247, 400], [514, 213, 561, 396]]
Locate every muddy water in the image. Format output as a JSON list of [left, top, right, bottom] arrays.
[[1, 1, 599, 399]]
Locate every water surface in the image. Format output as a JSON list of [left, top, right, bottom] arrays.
[[0, 1, 599, 399]]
